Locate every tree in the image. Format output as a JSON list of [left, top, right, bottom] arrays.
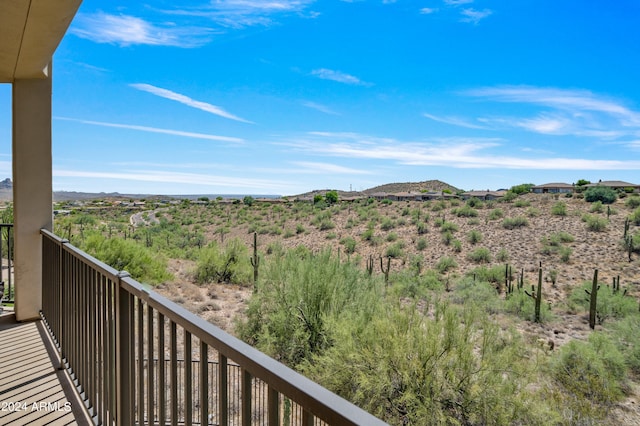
[[510, 183, 534, 194], [576, 179, 591, 186], [584, 186, 617, 204], [325, 190, 339, 204], [243, 195, 255, 206]]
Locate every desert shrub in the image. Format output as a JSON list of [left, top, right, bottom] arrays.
[[514, 199, 530, 208], [589, 200, 604, 213], [416, 221, 427, 235], [582, 213, 608, 231], [325, 232, 337, 240], [238, 249, 383, 367], [361, 227, 374, 241], [385, 242, 405, 258], [551, 333, 627, 418], [630, 207, 640, 225], [466, 264, 505, 285], [611, 315, 640, 374], [302, 302, 544, 425], [435, 256, 457, 273], [391, 269, 443, 298], [385, 232, 398, 242], [467, 229, 482, 244], [441, 230, 454, 246], [503, 288, 552, 322], [416, 237, 428, 251], [584, 186, 617, 204], [340, 236, 357, 254], [195, 239, 252, 285], [453, 278, 502, 313], [569, 280, 638, 324], [558, 246, 572, 262], [625, 195, 640, 209], [526, 207, 541, 217], [496, 248, 509, 262], [551, 201, 567, 216], [440, 221, 459, 233], [488, 208, 504, 220], [468, 247, 492, 263], [453, 205, 478, 217], [502, 216, 529, 229], [83, 233, 172, 285], [451, 239, 462, 252], [296, 224, 306, 234], [510, 183, 534, 194], [380, 217, 395, 231]]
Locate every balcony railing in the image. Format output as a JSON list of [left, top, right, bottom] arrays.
[[40, 229, 387, 426], [0, 223, 13, 304]]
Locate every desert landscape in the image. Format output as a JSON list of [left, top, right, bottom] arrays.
[[48, 180, 640, 425]]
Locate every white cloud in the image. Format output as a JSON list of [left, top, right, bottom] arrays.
[[420, 8, 438, 14], [423, 113, 488, 129], [290, 161, 372, 174], [460, 8, 493, 24], [70, 13, 214, 47], [283, 132, 640, 170], [130, 84, 253, 123], [56, 117, 244, 143], [310, 69, 372, 86], [444, 0, 474, 5], [301, 101, 339, 115], [54, 169, 293, 191], [161, 1, 318, 29], [464, 86, 640, 139]]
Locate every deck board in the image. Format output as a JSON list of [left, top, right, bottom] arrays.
[[0, 313, 91, 425]]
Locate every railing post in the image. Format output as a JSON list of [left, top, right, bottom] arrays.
[[116, 271, 132, 426]]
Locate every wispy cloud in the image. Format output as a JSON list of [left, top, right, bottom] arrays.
[[70, 13, 214, 47], [444, 0, 474, 5], [56, 117, 244, 143], [54, 169, 293, 191], [301, 101, 340, 115], [310, 69, 372, 86], [423, 113, 488, 129], [464, 86, 640, 138], [420, 8, 438, 14], [289, 161, 372, 174], [159, 1, 318, 29], [130, 84, 253, 123], [460, 8, 493, 24], [283, 132, 640, 170]]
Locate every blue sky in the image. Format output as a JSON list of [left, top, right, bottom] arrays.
[[2, 0, 640, 195]]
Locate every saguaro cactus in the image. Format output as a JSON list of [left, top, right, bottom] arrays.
[[250, 232, 260, 291], [586, 269, 599, 329], [525, 267, 543, 323], [380, 255, 391, 285]]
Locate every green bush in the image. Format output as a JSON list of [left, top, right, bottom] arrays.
[[582, 213, 608, 232], [569, 280, 637, 324], [436, 256, 457, 273], [551, 201, 567, 216], [385, 242, 405, 258], [468, 229, 482, 244], [630, 207, 640, 225], [453, 205, 478, 217], [416, 237, 428, 251], [440, 221, 459, 233], [195, 239, 252, 285], [83, 233, 172, 285], [238, 249, 383, 367], [502, 216, 529, 229], [504, 288, 552, 322], [302, 303, 543, 425], [625, 195, 640, 209], [488, 208, 504, 220], [340, 236, 357, 254], [551, 333, 627, 417], [584, 186, 617, 204], [468, 247, 492, 263]]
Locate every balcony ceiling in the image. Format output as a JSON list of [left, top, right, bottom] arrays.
[[0, 0, 82, 83]]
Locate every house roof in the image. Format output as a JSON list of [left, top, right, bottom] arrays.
[[585, 180, 639, 188], [0, 0, 82, 82], [532, 182, 574, 188]]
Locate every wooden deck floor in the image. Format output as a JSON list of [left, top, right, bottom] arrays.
[[0, 311, 91, 425]]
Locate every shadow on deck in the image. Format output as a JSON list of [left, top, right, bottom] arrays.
[[0, 311, 91, 425]]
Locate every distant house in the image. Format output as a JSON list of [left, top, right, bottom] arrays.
[[531, 183, 574, 194], [461, 190, 506, 200], [584, 180, 640, 193], [389, 191, 423, 202], [368, 192, 389, 201]]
